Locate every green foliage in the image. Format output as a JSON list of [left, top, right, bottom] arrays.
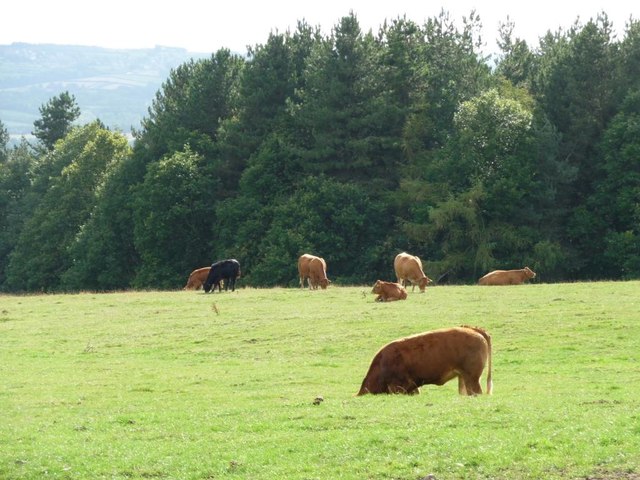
[[495, 18, 535, 86], [0, 119, 8, 163], [531, 240, 568, 280], [32, 91, 81, 152], [1, 11, 640, 291], [0, 139, 36, 285], [584, 89, 640, 278], [402, 86, 571, 282], [61, 154, 141, 291], [603, 231, 640, 279], [135, 50, 244, 170], [454, 88, 533, 181], [291, 14, 405, 186], [216, 27, 317, 195], [132, 147, 219, 288], [417, 10, 490, 146], [4, 123, 129, 291], [532, 17, 620, 276], [230, 176, 389, 286]]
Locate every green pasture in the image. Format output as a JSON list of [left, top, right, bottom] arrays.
[[1, 282, 639, 479]]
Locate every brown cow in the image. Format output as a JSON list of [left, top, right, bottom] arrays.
[[184, 267, 211, 290], [298, 254, 330, 289], [298, 254, 315, 288], [371, 280, 407, 302], [394, 252, 433, 292], [357, 326, 493, 396], [478, 267, 536, 286], [309, 256, 330, 289]]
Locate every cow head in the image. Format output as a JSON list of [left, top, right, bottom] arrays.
[[319, 278, 331, 289], [524, 267, 536, 279], [418, 276, 433, 292]]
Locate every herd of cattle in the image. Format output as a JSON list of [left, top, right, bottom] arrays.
[[184, 252, 536, 396], [184, 251, 536, 296]]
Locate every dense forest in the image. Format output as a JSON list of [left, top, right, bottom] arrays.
[[1, 11, 639, 291]]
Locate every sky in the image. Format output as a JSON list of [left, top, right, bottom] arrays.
[[1, 0, 638, 55]]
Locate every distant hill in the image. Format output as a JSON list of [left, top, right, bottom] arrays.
[[0, 43, 211, 140]]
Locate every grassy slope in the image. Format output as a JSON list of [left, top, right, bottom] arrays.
[[1, 282, 639, 479]]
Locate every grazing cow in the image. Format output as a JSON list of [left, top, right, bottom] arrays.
[[394, 252, 433, 292], [298, 254, 330, 289], [371, 280, 407, 302], [357, 326, 493, 396], [184, 267, 211, 290], [298, 254, 315, 288], [308, 256, 330, 290], [478, 267, 536, 286], [203, 259, 241, 293]]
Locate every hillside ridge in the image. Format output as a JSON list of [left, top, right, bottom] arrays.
[[0, 43, 211, 138]]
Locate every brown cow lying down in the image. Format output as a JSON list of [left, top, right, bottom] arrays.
[[184, 267, 211, 290], [478, 266, 536, 285], [357, 326, 493, 396], [371, 280, 407, 302]]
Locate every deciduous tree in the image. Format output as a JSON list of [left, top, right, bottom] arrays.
[[5, 123, 129, 291]]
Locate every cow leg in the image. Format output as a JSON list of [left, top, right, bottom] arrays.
[[460, 373, 482, 395], [458, 376, 468, 395], [387, 383, 409, 394], [388, 377, 419, 395], [229, 277, 236, 291], [406, 380, 421, 395]]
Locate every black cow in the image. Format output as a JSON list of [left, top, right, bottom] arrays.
[[203, 259, 241, 293]]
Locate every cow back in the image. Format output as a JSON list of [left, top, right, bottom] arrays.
[[204, 259, 241, 292], [479, 267, 535, 285], [308, 256, 329, 289], [372, 280, 407, 301], [298, 254, 316, 278], [358, 327, 491, 394], [185, 267, 211, 290], [394, 252, 430, 291]]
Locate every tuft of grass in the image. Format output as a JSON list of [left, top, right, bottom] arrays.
[[1, 282, 639, 479]]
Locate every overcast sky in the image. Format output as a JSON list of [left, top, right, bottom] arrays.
[[1, 0, 638, 55]]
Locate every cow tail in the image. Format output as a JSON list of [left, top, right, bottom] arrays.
[[485, 331, 493, 394], [463, 326, 493, 395]]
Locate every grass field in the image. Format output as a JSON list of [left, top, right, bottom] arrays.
[[1, 282, 639, 479]]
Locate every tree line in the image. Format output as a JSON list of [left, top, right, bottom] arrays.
[[1, 11, 639, 292]]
